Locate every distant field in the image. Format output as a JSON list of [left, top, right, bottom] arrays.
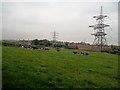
[[2, 46, 119, 88]]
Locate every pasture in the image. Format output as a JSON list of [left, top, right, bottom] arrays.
[[2, 46, 119, 88]]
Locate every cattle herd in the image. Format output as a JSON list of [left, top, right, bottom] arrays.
[[21, 45, 60, 52], [73, 51, 89, 55], [21, 45, 89, 55]]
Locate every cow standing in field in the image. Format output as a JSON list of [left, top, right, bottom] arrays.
[[32, 46, 38, 50], [44, 48, 49, 51]]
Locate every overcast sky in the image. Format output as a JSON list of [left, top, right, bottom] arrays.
[[1, 0, 119, 45]]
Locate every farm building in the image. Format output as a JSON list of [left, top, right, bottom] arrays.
[[77, 45, 94, 50], [68, 44, 109, 51], [67, 44, 78, 49]]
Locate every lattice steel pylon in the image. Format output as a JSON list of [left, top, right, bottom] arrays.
[[89, 6, 110, 51], [52, 30, 58, 47], [52, 31, 58, 42]]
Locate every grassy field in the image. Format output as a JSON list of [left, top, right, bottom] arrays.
[[2, 46, 119, 88], [0, 46, 2, 89]]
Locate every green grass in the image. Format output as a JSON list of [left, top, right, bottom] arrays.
[[0, 46, 2, 89], [2, 46, 119, 88]]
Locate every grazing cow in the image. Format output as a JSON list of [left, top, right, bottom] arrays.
[[32, 46, 38, 50], [44, 48, 49, 51], [42, 48, 45, 50], [24, 46, 28, 49], [21, 46, 24, 48], [28, 46, 31, 49], [73, 51, 78, 54], [85, 53, 89, 55], [81, 52, 84, 55], [80, 52, 89, 55], [57, 49, 60, 52]]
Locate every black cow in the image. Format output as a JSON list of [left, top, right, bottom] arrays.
[[57, 49, 60, 52], [44, 48, 49, 51], [81, 52, 84, 55], [32, 46, 38, 50], [85, 53, 89, 55], [80, 52, 89, 55], [24, 46, 28, 49], [73, 51, 78, 54]]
